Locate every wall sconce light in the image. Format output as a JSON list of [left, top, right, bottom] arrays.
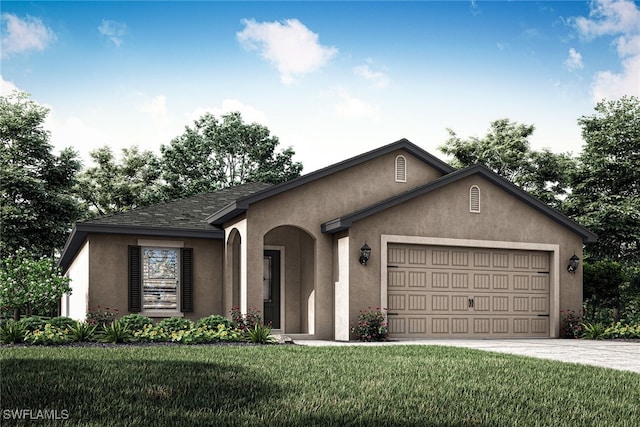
[[567, 254, 580, 273], [359, 242, 371, 266]]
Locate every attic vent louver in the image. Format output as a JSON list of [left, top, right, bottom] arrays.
[[395, 155, 407, 183], [469, 185, 480, 213]]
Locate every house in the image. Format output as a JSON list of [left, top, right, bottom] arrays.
[[59, 139, 596, 340]]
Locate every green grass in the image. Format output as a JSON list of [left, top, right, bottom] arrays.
[[1, 345, 639, 426]]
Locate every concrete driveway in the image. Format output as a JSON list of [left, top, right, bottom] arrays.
[[296, 339, 640, 373]]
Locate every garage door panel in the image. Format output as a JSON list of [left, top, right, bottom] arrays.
[[388, 244, 551, 338]]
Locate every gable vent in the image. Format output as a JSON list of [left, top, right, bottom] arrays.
[[469, 185, 480, 213], [395, 155, 407, 182]]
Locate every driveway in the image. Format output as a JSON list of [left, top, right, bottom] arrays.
[[296, 339, 640, 373]]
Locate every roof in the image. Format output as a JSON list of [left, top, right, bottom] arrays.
[[321, 164, 598, 244], [207, 138, 455, 226], [59, 182, 272, 271]]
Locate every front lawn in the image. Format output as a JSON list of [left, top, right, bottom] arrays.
[[1, 345, 639, 426]]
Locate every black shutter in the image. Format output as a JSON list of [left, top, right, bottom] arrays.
[[128, 246, 142, 312], [181, 248, 194, 313]]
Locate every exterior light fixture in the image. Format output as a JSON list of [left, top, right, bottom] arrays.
[[567, 254, 580, 274], [359, 242, 371, 266]]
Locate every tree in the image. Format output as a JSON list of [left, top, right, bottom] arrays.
[[160, 112, 302, 199], [0, 249, 72, 320], [439, 119, 575, 210], [76, 146, 163, 217], [566, 96, 640, 263], [0, 91, 82, 258]]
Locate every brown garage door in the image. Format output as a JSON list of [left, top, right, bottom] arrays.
[[387, 244, 550, 338]]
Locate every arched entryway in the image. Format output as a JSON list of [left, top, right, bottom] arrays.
[[264, 225, 316, 334], [224, 228, 242, 316]]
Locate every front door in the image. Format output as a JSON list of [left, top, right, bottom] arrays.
[[263, 250, 281, 329]]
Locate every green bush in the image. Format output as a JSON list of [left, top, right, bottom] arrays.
[[99, 321, 132, 344], [49, 316, 77, 329], [119, 314, 153, 332], [351, 308, 388, 342], [196, 314, 232, 330], [17, 316, 47, 332], [69, 321, 97, 342], [245, 324, 276, 344], [157, 317, 193, 333], [133, 324, 169, 342], [604, 322, 640, 339], [0, 320, 26, 344], [134, 323, 242, 344], [25, 324, 69, 345]]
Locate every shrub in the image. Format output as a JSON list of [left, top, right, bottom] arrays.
[[230, 307, 261, 332], [196, 314, 232, 330], [157, 317, 193, 333], [0, 320, 26, 344], [560, 310, 584, 339], [133, 322, 243, 344], [17, 316, 48, 332], [245, 324, 276, 344], [604, 322, 640, 339], [351, 308, 388, 342], [25, 324, 69, 345], [69, 321, 97, 342], [86, 306, 119, 329], [119, 314, 153, 332], [581, 322, 607, 340], [99, 321, 132, 344], [134, 324, 169, 342], [49, 316, 76, 329]]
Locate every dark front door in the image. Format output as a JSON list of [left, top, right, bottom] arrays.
[[263, 250, 281, 329]]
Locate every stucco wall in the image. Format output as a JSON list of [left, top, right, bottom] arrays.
[[240, 149, 446, 338], [346, 175, 584, 334], [86, 234, 223, 321]]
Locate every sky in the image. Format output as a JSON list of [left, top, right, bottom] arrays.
[[2, 0, 639, 173]]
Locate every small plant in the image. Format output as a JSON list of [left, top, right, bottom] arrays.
[[351, 307, 388, 342], [134, 324, 169, 342], [99, 321, 132, 344], [196, 314, 232, 330], [69, 321, 97, 342], [157, 317, 193, 333], [24, 324, 70, 345], [581, 322, 607, 340], [49, 316, 77, 330], [245, 323, 277, 344], [0, 320, 26, 344], [605, 322, 640, 339], [230, 307, 261, 332], [119, 314, 153, 332], [560, 309, 584, 339], [86, 306, 119, 329], [17, 316, 48, 332]]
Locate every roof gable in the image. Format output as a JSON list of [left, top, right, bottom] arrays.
[[207, 138, 455, 226], [321, 164, 597, 243]]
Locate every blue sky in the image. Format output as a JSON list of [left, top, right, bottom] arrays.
[[2, 1, 639, 173]]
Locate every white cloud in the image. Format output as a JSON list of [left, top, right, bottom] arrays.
[[188, 99, 268, 125], [354, 63, 389, 88], [1, 13, 56, 58], [564, 48, 584, 71], [571, 0, 640, 100], [237, 18, 338, 84], [139, 95, 168, 122], [334, 89, 379, 120], [0, 75, 20, 96], [98, 19, 127, 47]]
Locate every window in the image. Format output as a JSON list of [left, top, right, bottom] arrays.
[[395, 155, 407, 182], [128, 246, 193, 313], [469, 185, 480, 213]]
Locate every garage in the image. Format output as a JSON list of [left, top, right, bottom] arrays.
[[386, 244, 551, 338]]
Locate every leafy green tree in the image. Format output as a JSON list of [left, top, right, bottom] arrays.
[[566, 96, 640, 263], [0, 249, 72, 320], [439, 119, 575, 210], [160, 111, 302, 199], [76, 146, 163, 217], [0, 91, 82, 258]]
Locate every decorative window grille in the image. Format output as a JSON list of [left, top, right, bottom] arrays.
[[142, 248, 179, 310], [469, 185, 481, 213], [395, 155, 407, 182]]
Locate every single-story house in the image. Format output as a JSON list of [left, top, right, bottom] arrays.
[[59, 139, 596, 340]]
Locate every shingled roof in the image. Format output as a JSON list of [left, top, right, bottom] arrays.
[[59, 182, 272, 271]]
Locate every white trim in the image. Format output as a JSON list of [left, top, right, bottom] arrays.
[[395, 155, 407, 183], [265, 245, 285, 332], [225, 219, 248, 313], [335, 236, 350, 341], [380, 234, 560, 338]]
